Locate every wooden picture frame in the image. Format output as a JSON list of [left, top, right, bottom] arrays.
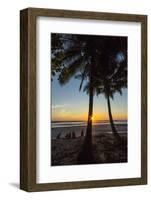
[[20, 7, 147, 192]]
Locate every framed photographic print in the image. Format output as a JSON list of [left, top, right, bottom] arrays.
[[20, 8, 147, 191]]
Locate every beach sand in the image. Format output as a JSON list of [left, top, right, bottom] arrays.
[[51, 123, 127, 166]]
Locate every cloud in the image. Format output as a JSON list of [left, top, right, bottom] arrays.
[[52, 104, 67, 109], [52, 105, 71, 120], [60, 109, 71, 115]]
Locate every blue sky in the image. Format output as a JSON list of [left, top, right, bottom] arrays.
[[51, 76, 127, 121]]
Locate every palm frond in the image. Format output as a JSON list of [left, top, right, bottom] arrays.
[[58, 56, 84, 85], [83, 82, 90, 94], [79, 63, 89, 91]]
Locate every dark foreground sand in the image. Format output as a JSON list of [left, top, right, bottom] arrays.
[[51, 132, 127, 166]]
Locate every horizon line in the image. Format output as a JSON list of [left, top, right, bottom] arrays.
[[51, 119, 127, 122]]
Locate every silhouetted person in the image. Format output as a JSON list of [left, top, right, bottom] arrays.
[[81, 130, 84, 137], [72, 131, 76, 139], [68, 132, 71, 139], [56, 132, 61, 139]]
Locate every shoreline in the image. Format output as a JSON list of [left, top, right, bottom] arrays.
[[51, 123, 127, 139]]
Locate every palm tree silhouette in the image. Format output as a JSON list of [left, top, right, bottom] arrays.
[[78, 41, 127, 141], [51, 33, 99, 163], [95, 39, 127, 141], [51, 33, 127, 163]]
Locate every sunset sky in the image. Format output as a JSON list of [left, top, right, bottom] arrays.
[[51, 76, 127, 122]]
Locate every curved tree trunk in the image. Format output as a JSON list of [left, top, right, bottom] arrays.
[[77, 69, 94, 164], [84, 81, 93, 146], [107, 94, 121, 141]]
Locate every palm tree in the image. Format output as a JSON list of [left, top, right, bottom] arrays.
[[96, 79, 126, 141], [78, 37, 127, 141], [95, 48, 127, 141], [51, 33, 127, 162], [51, 33, 98, 163]]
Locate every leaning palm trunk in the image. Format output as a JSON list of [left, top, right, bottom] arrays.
[[84, 81, 93, 147], [77, 71, 94, 164], [107, 94, 121, 141]]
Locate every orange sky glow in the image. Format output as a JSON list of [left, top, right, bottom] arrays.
[[52, 111, 127, 121]]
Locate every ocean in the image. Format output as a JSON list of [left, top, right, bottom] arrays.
[[51, 120, 127, 139]]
